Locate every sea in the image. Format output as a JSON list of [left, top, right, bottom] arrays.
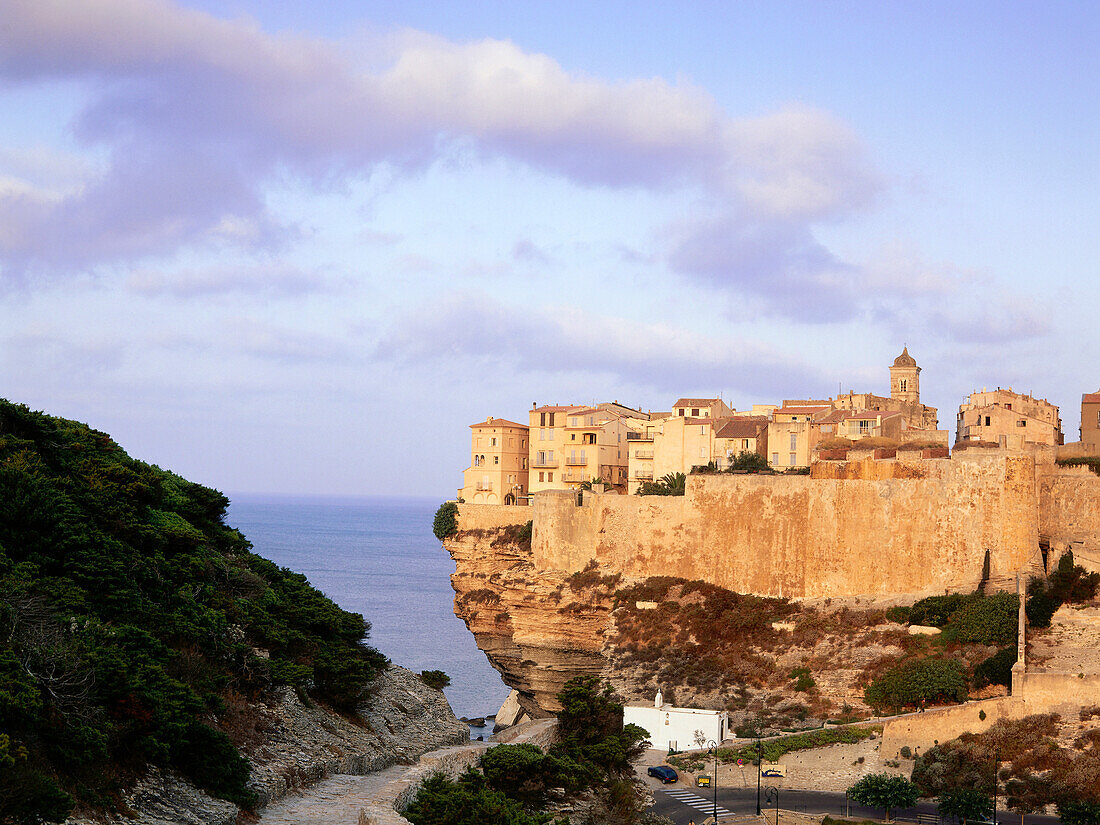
[[225, 494, 509, 733]]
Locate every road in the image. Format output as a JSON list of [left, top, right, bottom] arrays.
[[647, 784, 1062, 825]]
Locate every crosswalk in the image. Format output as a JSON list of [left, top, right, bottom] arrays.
[[660, 788, 734, 819]]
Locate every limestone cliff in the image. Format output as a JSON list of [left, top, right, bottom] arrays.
[[445, 519, 612, 718], [445, 453, 1100, 720]]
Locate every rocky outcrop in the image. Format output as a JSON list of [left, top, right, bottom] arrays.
[[444, 520, 613, 718], [67, 665, 468, 825]]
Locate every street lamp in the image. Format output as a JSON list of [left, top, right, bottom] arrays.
[[992, 748, 1001, 825], [756, 734, 763, 815], [707, 740, 718, 825], [765, 785, 780, 825]]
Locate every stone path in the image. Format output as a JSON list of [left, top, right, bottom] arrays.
[[258, 719, 557, 825]]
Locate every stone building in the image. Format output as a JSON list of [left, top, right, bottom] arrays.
[[956, 388, 1064, 448], [529, 402, 648, 494], [1082, 391, 1100, 448], [458, 417, 529, 504], [831, 347, 939, 431]]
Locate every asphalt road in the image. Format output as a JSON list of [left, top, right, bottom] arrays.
[[647, 784, 1063, 825]]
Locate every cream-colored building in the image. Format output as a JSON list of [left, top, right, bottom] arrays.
[[768, 405, 831, 469], [831, 348, 939, 431], [458, 417, 529, 504], [1082, 391, 1100, 448], [956, 388, 1064, 448], [817, 409, 906, 443], [671, 397, 733, 419], [529, 402, 647, 494], [714, 416, 769, 465]]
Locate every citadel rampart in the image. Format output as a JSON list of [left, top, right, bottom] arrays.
[[528, 453, 1042, 599]]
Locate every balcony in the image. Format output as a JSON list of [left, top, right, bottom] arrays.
[[565, 455, 589, 466], [633, 470, 654, 480], [626, 432, 654, 441], [633, 450, 654, 459], [563, 471, 586, 483], [532, 457, 559, 468], [476, 481, 493, 491]]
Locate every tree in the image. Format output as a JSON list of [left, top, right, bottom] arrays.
[[1057, 800, 1100, 825], [847, 773, 920, 822], [728, 451, 769, 472], [1004, 774, 1051, 825], [937, 787, 993, 825], [636, 472, 686, 496], [912, 742, 992, 797]]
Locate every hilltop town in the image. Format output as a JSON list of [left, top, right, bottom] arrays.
[[458, 348, 1095, 504]]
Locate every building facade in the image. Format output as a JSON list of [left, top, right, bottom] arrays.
[[529, 402, 647, 494], [956, 388, 1064, 448], [458, 418, 529, 504], [1083, 391, 1100, 448]]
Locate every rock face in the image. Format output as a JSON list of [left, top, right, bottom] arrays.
[[443, 519, 612, 718], [67, 665, 469, 825]]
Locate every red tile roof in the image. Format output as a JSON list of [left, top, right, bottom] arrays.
[[775, 406, 831, 416], [532, 405, 585, 413], [673, 398, 721, 407], [715, 417, 768, 439], [1084, 393, 1100, 404], [470, 418, 528, 429]]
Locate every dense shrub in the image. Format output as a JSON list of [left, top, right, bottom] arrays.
[[432, 501, 459, 540], [0, 399, 387, 816], [863, 658, 968, 711], [908, 593, 977, 627], [973, 647, 1017, 689], [885, 605, 911, 624], [949, 593, 1018, 646], [1026, 552, 1100, 629], [419, 670, 451, 690], [403, 769, 564, 825]]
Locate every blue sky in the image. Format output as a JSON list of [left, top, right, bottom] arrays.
[[0, 0, 1096, 497]]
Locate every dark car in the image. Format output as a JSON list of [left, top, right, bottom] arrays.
[[647, 765, 678, 783]]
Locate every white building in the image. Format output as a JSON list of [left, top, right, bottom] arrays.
[[623, 692, 729, 752]]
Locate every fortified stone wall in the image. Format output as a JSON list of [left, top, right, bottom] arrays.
[[530, 454, 1040, 599], [1037, 464, 1100, 574]]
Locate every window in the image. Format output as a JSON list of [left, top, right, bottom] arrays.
[[473, 455, 480, 467], [771, 452, 779, 465], [539, 471, 545, 482], [899, 379, 907, 392], [521, 439, 526, 448], [789, 452, 797, 465], [571, 433, 576, 441], [1097, 411, 1100, 426], [1017, 419, 1027, 427], [547, 472, 553, 482], [692, 408, 700, 416], [985, 416, 991, 426], [494, 456, 499, 464], [859, 419, 871, 433], [540, 412, 547, 426], [700, 446, 707, 458], [491, 437, 497, 446], [548, 412, 556, 426], [742, 439, 750, 450], [790, 433, 797, 451]]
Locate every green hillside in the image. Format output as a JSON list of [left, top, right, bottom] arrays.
[[0, 400, 387, 822]]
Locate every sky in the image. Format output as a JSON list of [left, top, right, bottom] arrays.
[[1, 0, 1097, 498]]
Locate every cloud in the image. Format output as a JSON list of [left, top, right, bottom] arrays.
[[512, 238, 550, 264], [375, 291, 828, 398], [0, 0, 878, 281], [125, 263, 344, 298]]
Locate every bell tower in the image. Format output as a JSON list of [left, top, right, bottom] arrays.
[[890, 347, 920, 405]]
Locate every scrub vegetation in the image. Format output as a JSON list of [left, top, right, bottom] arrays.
[[0, 399, 387, 822]]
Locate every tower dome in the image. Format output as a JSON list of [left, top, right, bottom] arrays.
[[892, 347, 917, 368]]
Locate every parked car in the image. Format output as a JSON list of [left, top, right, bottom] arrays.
[[647, 765, 678, 783]]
